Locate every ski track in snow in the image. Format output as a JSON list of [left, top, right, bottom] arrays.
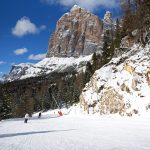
[[1, 113, 150, 150]]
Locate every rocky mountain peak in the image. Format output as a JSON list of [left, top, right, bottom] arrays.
[[4, 63, 33, 81], [70, 4, 83, 12], [47, 5, 103, 57], [103, 11, 114, 31]]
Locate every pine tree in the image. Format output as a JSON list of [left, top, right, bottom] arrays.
[[139, 0, 150, 31], [84, 62, 93, 83], [120, 0, 150, 44], [91, 52, 97, 74], [114, 19, 122, 48], [0, 87, 12, 119], [103, 35, 114, 63], [120, 0, 136, 37]]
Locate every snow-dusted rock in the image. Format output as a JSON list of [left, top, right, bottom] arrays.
[[5, 63, 33, 81], [3, 55, 92, 82], [80, 44, 150, 115], [103, 11, 114, 31]]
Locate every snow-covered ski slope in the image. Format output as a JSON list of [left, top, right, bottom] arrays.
[[1, 109, 150, 150]]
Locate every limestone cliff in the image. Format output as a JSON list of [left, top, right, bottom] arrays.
[[47, 5, 103, 57]]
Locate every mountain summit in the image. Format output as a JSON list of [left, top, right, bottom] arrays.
[[47, 5, 103, 57], [70, 4, 83, 12], [103, 11, 114, 31]]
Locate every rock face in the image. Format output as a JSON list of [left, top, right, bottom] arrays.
[[4, 63, 33, 81], [80, 44, 150, 115], [47, 5, 103, 57], [103, 11, 114, 31], [103, 11, 114, 42]]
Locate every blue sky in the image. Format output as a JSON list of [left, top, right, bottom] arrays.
[[0, 0, 121, 75]]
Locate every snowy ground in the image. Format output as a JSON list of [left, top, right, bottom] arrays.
[[1, 110, 150, 150]]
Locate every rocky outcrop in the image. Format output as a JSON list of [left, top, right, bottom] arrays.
[[123, 62, 135, 75], [4, 63, 33, 81], [99, 88, 126, 115], [103, 11, 114, 32], [80, 44, 150, 115], [47, 5, 103, 57], [146, 71, 150, 87], [103, 11, 114, 41]]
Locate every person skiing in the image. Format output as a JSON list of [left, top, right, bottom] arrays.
[[38, 112, 42, 118], [58, 111, 63, 116], [24, 113, 29, 123]]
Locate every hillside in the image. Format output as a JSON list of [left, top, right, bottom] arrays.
[[80, 43, 150, 115]]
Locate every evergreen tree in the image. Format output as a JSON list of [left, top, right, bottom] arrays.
[[0, 88, 12, 119], [91, 52, 97, 74], [120, 0, 150, 44], [120, 0, 136, 36], [103, 35, 114, 63], [136, 0, 150, 29], [84, 62, 93, 83], [114, 19, 122, 48]]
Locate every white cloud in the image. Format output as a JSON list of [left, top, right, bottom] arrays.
[[28, 53, 46, 60], [0, 61, 6, 65], [12, 17, 46, 37], [42, 0, 119, 11], [14, 48, 28, 55]]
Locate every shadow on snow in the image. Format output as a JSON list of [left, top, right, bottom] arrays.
[[0, 129, 76, 138]]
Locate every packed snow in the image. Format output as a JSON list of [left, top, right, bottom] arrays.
[[1, 107, 150, 150]]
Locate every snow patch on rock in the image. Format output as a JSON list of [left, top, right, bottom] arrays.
[[4, 55, 92, 82], [70, 5, 83, 12], [80, 44, 150, 115]]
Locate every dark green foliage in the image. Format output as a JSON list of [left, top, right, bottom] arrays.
[[0, 85, 12, 120], [91, 52, 97, 73], [0, 94, 11, 120], [120, 0, 136, 36], [102, 34, 115, 63], [114, 19, 122, 48], [0, 71, 88, 118], [136, 0, 150, 29], [84, 62, 93, 83]]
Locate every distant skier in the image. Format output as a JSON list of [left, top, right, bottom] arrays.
[[58, 111, 63, 116], [24, 113, 29, 123], [38, 112, 42, 118]]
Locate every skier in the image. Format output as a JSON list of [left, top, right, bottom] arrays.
[[38, 112, 42, 118], [58, 111, 63, 116], [24, 113, 29, 123]]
